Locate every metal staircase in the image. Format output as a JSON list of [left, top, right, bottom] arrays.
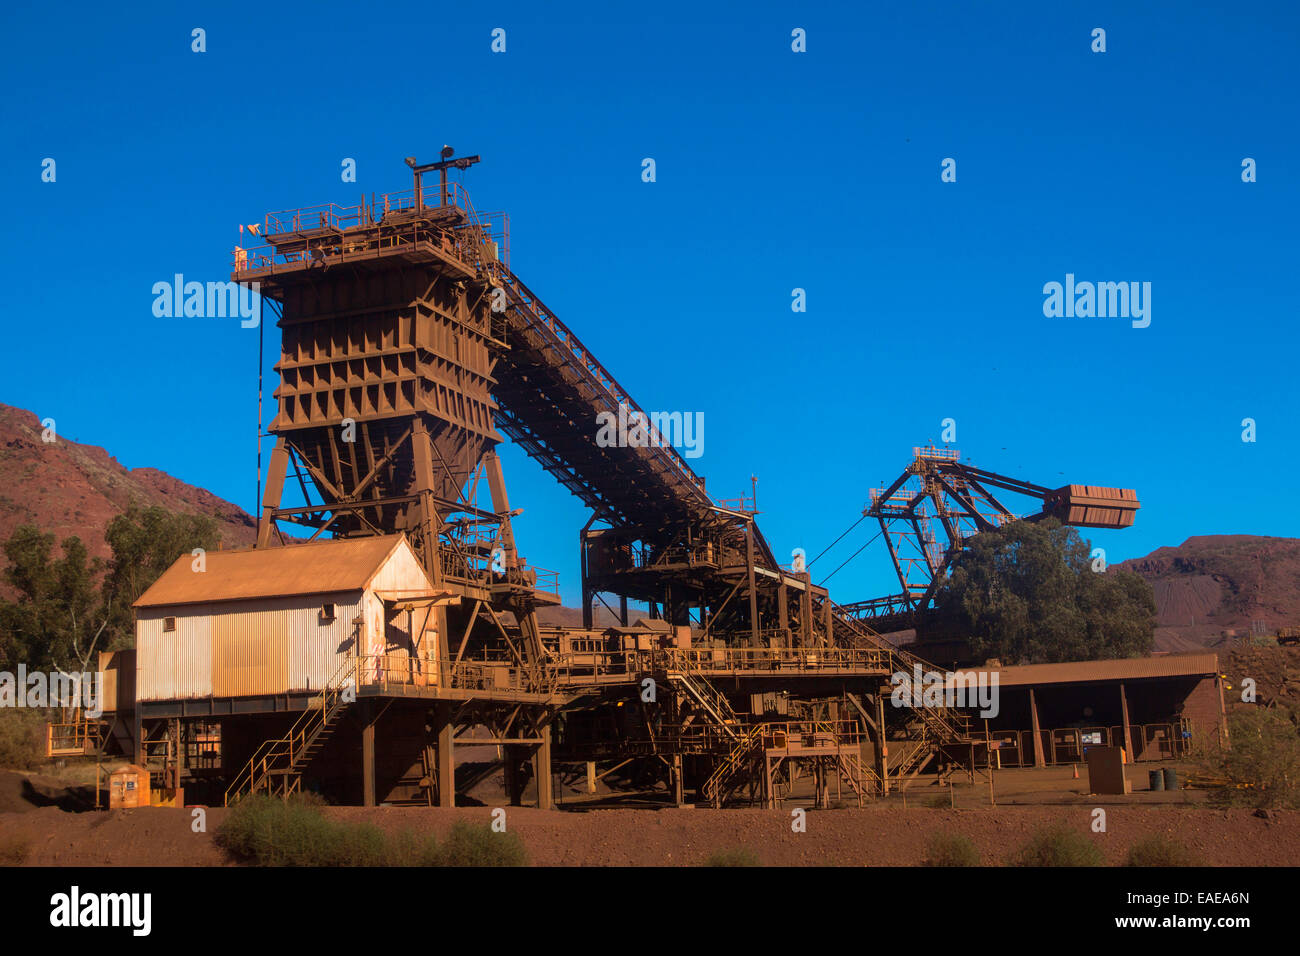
[[829, 604, 972, 788], [223, 656, 358, 805], [701, 724, 765, 807], [659, 659, 741, 738]]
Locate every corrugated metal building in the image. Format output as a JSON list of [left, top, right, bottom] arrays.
[[133, 535, 451, 701]]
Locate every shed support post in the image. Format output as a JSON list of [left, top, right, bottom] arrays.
[[1120, 682, 1134, 762], [1029, 687, 1045, 768]]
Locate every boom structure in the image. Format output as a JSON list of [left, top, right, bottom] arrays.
[[840, 446, 1140, 632]]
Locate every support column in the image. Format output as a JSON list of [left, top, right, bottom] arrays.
[[799, 574, 813, 648], [1216, 673, 1230, 748], [586, 761, 597, 794], [815, 760, 829, 809], [257, 439, 290, 547], [778, 583, 789, 647], [1029, 687, 1045, 768], [409, 421, 440, 572], [1119, 682, 1133, 761], [435, 702, 455, 808], [875, 692, 889, 796], [503, 746, 524, 806], [580, 518, 595, 630], [361, 702, 376, 807], [672, 754, 684, 806], [533, 721, 554, 810], [422, 743, 437, 807], [170, 718, 181, 791], [745, 522, 760, 648]]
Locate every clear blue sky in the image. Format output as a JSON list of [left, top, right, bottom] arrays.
[[2, 1, 1297, 607]]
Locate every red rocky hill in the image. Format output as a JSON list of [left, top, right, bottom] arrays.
[[1116, 535, 1300, 652], [0, 403, 255, 589]]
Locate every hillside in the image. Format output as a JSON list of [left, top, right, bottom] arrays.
[[0, 403, 255, 585], [1116, 535, 1300, 652]]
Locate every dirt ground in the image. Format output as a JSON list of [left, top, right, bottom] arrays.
[[2, 756, 1293, 867], [2, 803, 1294, 867], [2, 794, 1295, 867]]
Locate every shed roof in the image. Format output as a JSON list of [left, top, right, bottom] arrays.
[[976, 653, 1219, 688], [134, 535, 419, 608]]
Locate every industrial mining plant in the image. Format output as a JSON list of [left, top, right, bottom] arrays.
[[50, 153, 1226, 812]]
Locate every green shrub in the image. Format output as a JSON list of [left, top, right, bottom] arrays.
[[924, 832, 979, 866], [217, 798, 526, 867], [1125, 835, 1199, 867], [0, 708, 50, 770], [1010, 825, 1104, 867], [704, 847, 761, 867], [1194, 707, 1300, 809], [217, 795, 386, 866], [0, 836, 30, 866], [434, 821, 527, 867]]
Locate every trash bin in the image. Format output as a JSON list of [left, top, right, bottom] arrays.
[[1162, 767, 1178, 791], [1148, 769, 1164, 791]]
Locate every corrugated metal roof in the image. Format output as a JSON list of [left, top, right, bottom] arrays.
[[134, 535, 414, 608], [976, 653, 1219, 688]]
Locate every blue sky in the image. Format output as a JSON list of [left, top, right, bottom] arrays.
[[2, 1, 1297, 607]]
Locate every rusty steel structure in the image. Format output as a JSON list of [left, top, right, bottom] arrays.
[[72, 153, 1139, 810], [839, 446, 1139, 632]]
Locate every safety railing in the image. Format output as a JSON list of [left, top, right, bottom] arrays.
[[235, 180, 505, 280], [46, 718, 103, 757], [714, 493, 757, 514], [914, 445, 961, 461], [265, 200, 367, 236], [993, 722, 1193, 767], [765, 719, 865, 750], [657, 645, 891, 674], [627, 543, 721, 570], [236, 221, 485, 276], [438, 544, 561, 599], [263, 181, 475, 237]]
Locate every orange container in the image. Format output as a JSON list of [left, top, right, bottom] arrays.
[[107, 764, 151, 809]]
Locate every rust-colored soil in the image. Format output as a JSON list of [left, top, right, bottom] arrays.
[[2, 803, 1295, 867]]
